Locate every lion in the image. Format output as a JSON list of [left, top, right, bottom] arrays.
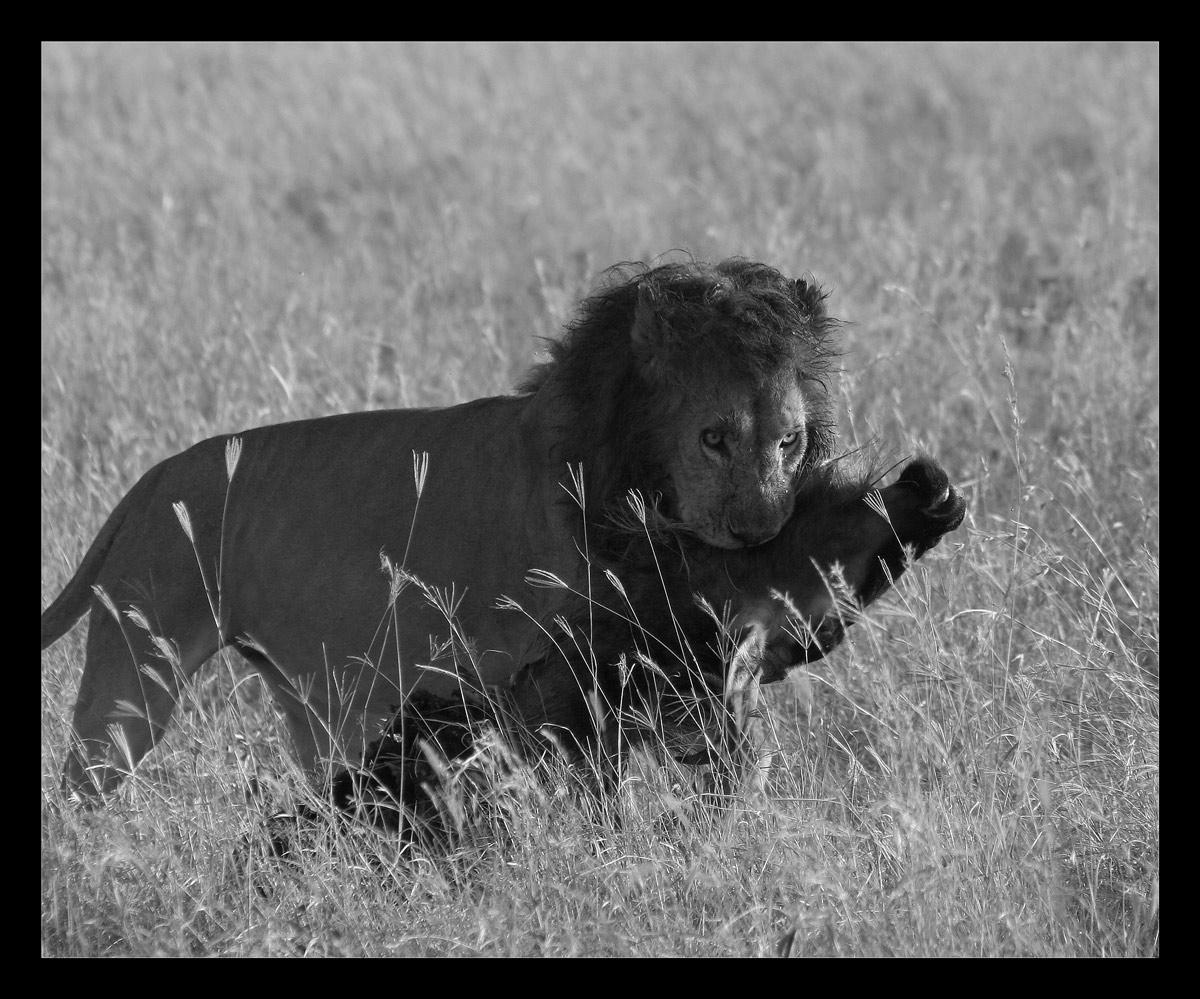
[[326, 454, 966, 835], [41, 257, 839, 801]]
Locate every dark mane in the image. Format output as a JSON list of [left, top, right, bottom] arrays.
[[519, 257, 841, 546]]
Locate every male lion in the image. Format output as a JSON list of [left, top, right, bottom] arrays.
[[42, 258, 838, 801], [325, 454, 966, 836]]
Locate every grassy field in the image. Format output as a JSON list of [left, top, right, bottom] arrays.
[[41, 41, 1158, 957]]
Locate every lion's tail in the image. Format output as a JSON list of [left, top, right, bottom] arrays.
[[41, 462, 166, 651]]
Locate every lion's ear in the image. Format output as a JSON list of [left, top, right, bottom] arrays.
[[791, 279, 827, 321]]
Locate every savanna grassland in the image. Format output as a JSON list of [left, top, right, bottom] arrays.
[[41, 42, 1158, 957]]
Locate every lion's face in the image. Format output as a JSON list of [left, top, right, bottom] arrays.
[[523, 258, 838, 557], [663, 367, 813, 549]]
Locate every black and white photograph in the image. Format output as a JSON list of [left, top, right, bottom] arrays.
[[41, 41, 1158, 957]]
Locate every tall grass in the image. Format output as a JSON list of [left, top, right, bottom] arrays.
[[41, 41, 1157, 956]]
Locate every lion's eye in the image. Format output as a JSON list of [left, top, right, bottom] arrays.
[[701, 429, 724, 450], [780, 430, 801, 449]]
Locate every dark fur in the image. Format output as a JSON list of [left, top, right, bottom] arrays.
[[332, 456, 965, 834], [324, 691, 493, 836], [510, 455, 965, 769], [521, 258, 840, 553]]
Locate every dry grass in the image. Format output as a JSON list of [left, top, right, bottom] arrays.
[[41, 41, 1158, 956]]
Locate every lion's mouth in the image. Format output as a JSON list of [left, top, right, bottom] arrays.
[[729, 525, 783, 547], [701, 526, 750, 550]]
